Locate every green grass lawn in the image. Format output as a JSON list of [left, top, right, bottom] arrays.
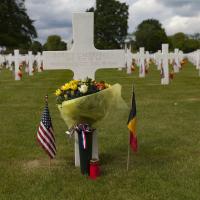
[[0, 63, 200, 200]]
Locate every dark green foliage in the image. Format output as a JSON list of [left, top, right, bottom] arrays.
[[0, 0, 37, 48], [168, 32, 187, 51], [31, 41, 43, 54], [184, 39, 200, 53], [88, 0, 129, 49], [135, 19, 168, 52], [43, 35, 67, 51], [169, 32, 200, 53], [60, 41, 67, 50], [43, 43, 47, 51]]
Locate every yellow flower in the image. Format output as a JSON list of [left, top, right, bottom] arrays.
[[55, 89, 62, 96], [61, 85, 66, 91], [105, 83, 111, 88], [73, 80, 80, 84], [61, 83, 70, 91], [69, 80, 78, 85], [70, 83, 78, 91]]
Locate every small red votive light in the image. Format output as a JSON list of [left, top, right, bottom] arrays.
[[89, 159, 100, 180]]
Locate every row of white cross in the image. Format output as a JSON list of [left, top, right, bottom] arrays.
[[0, 51, 43, 80], [2, 45, 197, 83], [186, 49, 200, 73], [1, 13, 199, 84], [126, 45, 200, 82]]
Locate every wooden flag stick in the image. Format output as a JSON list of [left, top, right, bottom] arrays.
[[49, 158, 51, 171], [126, 82, 135, 171], [45, 95, 48, 103], [127, 136, 130, 171]]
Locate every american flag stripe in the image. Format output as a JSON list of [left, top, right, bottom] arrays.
[[36, 102, 56, 159], [38, 125, 56, 153], [37, 129, 56, 156], [40, 123, 55, 142], [37, 136, 55, 159], [38, 128, 56, 152], [40, 123, 55, 145], [49, 127, 55, 141]]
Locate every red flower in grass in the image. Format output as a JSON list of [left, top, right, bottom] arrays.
[[18, 71, 22, 78], [169, 72, 174, 80], [40, 66, 44, 71], [96, 82, 105, 90]]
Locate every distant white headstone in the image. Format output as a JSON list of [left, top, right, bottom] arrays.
[[28, 51, 34, 76], [126, 49, 133, 74], [169, 52, 174, 65], [157, 50, 162, 70], [14, 50, 20, 81], [161, 44, 169, 85], [7, 53, 13, 71], [146, 51, 150, 69], [174, 48, 180, 73], [139, 47, 145, 78], [25, 54, 29, 73], [36, 52, 43, 72], [196, 50, 200, 70]]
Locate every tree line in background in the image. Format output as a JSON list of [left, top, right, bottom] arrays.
[[0, 0, 67, 54], [24, 35, 67, 54], [0, 0, 199, 54], [0, 0, 36, 51], [87, 0, 129, 49], [133, 19, 200, 53]]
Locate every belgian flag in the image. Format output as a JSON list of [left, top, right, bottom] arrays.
[[127, 89, 137, 152]]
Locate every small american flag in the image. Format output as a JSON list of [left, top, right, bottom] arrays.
[[36, 99, 56, 159]]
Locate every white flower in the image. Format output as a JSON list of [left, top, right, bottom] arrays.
[[78, 84, 88, 94]]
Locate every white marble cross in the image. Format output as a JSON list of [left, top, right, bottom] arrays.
[[156, 50, 162, 70], [161, 44, 169, 85], [14, 50, 21, 81], [43, 12, 125, 167], [13, 50, 34, 80], [28, 51, 34, 76], [0, 55, 5, 67], [198, 50, 200, 76], [25, 54, 29, 73], [174, 48, 180, 73], [145, 51, 150, 69], [139, 47, 145, 78], [169, 52, 174, 65], [43, 12, 125, 80], [178, 50, 184, 64], [7, 53, 13, 71], [36, 52, 43, 72], [126, 49, 133, 74], [136, 52, 140, 66], [195, 50, 200, 70]]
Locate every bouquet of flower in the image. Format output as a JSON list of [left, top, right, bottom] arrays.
[[55, 78, 110, 104], [55, 78, 127, 128]]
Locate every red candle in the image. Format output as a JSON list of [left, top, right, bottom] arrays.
[[89, 159, 100, 180]]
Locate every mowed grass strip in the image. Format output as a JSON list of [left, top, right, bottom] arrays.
[[0, 63, 200, 200]]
